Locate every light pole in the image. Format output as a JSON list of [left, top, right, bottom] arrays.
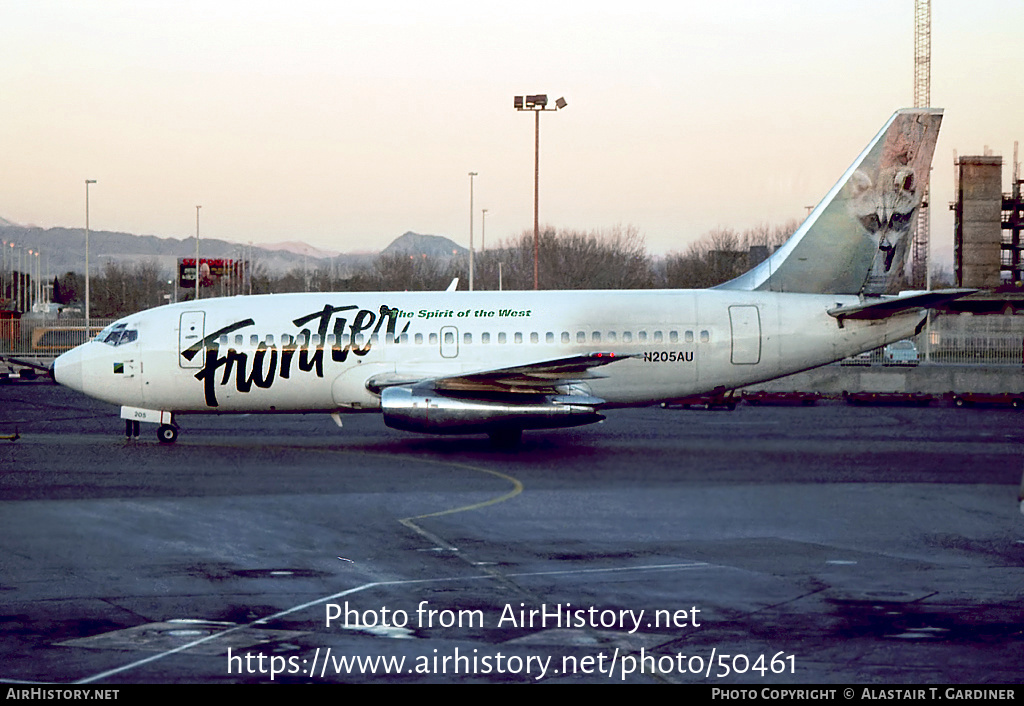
[[8, 242, 19, 312], [85, 179, 96, 331], [513, 94, 566, 289], [19, 246, 26, 312], [195, 205, 201, 301], [29, 250, 38, 310], [13, 244, 20, 312], [8, 243, 15, 312], [481, 208, 488, 253], [468, 172, 478, 291], [35, 250, 41, 308], [1, 240, 7, 309]]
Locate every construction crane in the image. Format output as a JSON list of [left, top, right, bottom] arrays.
[[912, 0, 932, 289]]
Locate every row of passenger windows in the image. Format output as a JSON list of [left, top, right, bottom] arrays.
[[215, 329, 712, 348]]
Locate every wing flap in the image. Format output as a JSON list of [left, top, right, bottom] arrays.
[[367, 352, 633, 396]]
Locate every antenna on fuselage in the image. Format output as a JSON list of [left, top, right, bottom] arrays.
[[446, 278, 459, 292]]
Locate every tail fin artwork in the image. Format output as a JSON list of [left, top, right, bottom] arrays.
[[718, 108, 943, 296]]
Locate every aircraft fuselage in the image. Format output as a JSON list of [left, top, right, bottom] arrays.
[[54, 288, 924, 417]]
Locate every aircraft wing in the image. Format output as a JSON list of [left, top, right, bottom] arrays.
[[367, 352, 633, 396]]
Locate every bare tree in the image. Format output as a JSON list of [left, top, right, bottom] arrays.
[[664, 219, 802, 289], [476, 225, 653, 290], [92, 260, 166, 317]]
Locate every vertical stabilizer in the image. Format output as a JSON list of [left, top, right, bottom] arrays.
[[718, 108, 943, 295]]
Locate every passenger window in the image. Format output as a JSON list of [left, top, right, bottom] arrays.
[[429, 333, 438, 345], [546, 332, 555, 344], [623, 331, 632, 343], [265, 335, 274, 345], [577, 331, 586, 343], [530, 332, 539, 344], [654, 331, 663, 343], [592, 331, 602, 343], [311, 334, 322, 347], [482, 332, 491, 344], [561, 332, 570, 344], [669, 331, 678, 343], [685, 331, 694, 343], [608, 331, 617, 342], [700, 330, 710, 343], [415, 333, 424, 344], [463, 332, 472, 344], [498, 332, 507, 344], [514, 332, 523, 344], [250, 335, 259, 346], [219, 335, 229, 346], [638, 331, 648, 342]]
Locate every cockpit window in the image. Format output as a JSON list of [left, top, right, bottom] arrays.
[[97, 322, 139, 347]]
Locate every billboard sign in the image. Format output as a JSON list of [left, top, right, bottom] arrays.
[[178, 258, 237, 288]]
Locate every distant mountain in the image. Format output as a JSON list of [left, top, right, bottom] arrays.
[[262, 241, 341, 258], [0, 220, 452, 277], [0, 222, 290, 277], [382, 232, 467, 258]]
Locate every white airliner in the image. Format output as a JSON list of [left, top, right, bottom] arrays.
[[53, 108, 966, 445]]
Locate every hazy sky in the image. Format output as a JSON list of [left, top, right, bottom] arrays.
[[2, 1, 1021, 266]]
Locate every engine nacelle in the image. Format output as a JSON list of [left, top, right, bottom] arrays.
[[380, 386, 604, 435]]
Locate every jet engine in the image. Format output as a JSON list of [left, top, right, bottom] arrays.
[[380, 386, 604, 435]]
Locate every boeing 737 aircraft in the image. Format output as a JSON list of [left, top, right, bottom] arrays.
[[53, 108, 965, 446]]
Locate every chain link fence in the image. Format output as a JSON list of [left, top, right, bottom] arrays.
[[916, 314, 1024, 365], [1, 318, 115, 361]]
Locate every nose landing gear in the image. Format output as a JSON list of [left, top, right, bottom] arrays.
[[157, 424, 179, 444], [125, 419, 141, 439], [120, 406, 179, 443]]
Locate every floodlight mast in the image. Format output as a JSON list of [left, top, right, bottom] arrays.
[[513, 94, 566, 289], [468, 172, 478, 291], [195, 206, 201, 301], [84, 180, 96, 332]]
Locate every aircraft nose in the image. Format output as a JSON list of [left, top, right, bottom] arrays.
[[52, 345, 85, 392]]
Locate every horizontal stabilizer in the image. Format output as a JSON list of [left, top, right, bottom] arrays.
[[0, 356, 53, 373], [827, 288, 976, 323]]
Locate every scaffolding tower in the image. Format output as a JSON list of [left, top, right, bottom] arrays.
[[1003, 143, 1024, 283]]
